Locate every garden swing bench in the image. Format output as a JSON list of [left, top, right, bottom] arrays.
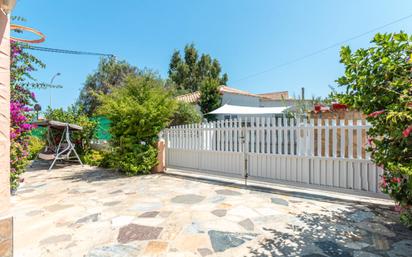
[[33, 120, 83, 171]]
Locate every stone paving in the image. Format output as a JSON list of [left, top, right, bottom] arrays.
[[11, 163, 412, 257]]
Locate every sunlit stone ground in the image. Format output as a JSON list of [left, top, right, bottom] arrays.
[[11, 162, 412, 257]]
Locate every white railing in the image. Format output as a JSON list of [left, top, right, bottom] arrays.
[[164, 117, 383, 193]]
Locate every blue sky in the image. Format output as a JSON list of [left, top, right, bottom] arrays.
[[14, 0, 412, 110]]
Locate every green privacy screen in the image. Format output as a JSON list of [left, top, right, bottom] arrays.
[[31, 116, 111, 141], [94, 116, 111, 141]]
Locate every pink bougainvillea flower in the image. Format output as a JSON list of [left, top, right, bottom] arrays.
[[367, 136, 373, 145], [380, 176, 387, 187], [402, 125, 412, 138], [367, 110, 385, 118]]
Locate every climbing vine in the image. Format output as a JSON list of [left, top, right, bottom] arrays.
[[10, 40, 45, 192]]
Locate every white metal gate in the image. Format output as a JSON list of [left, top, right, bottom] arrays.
[[164, 117, 384, 193]]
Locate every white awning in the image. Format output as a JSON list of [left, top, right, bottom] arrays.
[[208, 104, 290, 115]]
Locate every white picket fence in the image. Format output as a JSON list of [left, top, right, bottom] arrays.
[[164, 117, 384, 193]]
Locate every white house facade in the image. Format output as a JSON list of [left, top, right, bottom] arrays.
[[177, 86, 311, 120]]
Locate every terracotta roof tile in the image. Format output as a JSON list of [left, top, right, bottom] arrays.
[[176, 91, 201, 103], [176, 86, 288, 103], [257, 91, 289, 100]]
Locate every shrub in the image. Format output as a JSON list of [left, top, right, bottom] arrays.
[[98, 74, 177, 175], [170, 101, 202, 126], [401, 209, 412, 229], [28, 136, 45, 160], [82, 149, 106, 166], [10, 139, 30, 190], [103, 144, 158, 175], [336, 32, 412, 227], [10, 102, 35, 191]]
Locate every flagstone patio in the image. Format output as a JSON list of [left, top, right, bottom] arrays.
[[11, 163, 412, 257]]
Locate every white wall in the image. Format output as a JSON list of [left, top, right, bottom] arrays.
[[222, 93, 260, 107], [260, 99, 313, 108]]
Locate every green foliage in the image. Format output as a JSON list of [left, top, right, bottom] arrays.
[[168, 44, 228, 92], [10, 140, 30, 190], [170, 102, 202, 126], [44, 106, 98, 154], [78, 57, 140, 116], [335, 32, 412, 227], [82, 149, 106, 166], [98, 74, 177, 175], [400, 209, 412, 229], [28, 136, 45, 160], [11, 43, 45, 105], [102, 144, 158, 176], [199, 78, 222, 121], [9, 19, 47, 191]]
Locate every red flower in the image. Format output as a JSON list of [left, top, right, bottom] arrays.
[[402, 125, 412, 138], [368, 110, 385, 118], [332, 103, 347, 110], [380, 176, 387, 187], [367, 136, 372, 145]]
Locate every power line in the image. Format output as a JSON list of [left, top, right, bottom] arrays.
[[20, 45, 115, 58], [234, 13, 412, 82]]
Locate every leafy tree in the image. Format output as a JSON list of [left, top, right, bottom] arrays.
[[199, 78, 222, 121], [170, 102, 202, 126], [168, 44, 228, 92], [335, 32, 412, 227], [78, 57, 140, 116], [98, 74, 177, 175]]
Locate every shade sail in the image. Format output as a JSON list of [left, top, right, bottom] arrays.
[[208, 104, 290, 115]]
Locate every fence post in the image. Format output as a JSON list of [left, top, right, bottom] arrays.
[[242, 117, 249, 184], [152, 139, 166, 173]]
